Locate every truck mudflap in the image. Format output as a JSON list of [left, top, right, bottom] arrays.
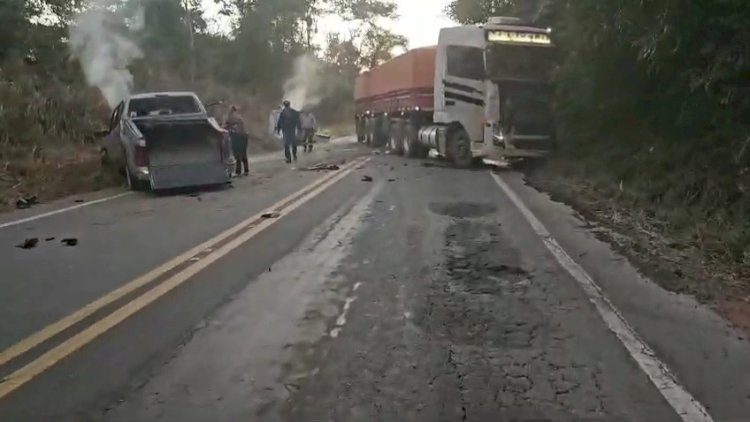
[[149, 162, 229, 190]]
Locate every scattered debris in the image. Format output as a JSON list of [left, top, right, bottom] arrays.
[[61, 238, 79, 247], [74, 199, 85, 203], [356, 166, 364, 169], [421, 162, 438, 168], [304, 163, 340, 171], [45, 237, 56, 242], [361, 175, 373, 182], [390, 166, 395, 171], [262, 211, 281, 219], [15, 195, 38, 209], [388, 178, 397, 182], [16, 238, 39, 249], [372, 151, 382, 155], [188, 193, 200, 197]]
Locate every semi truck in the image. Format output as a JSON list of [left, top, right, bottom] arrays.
[[354, 17, 556, 167]]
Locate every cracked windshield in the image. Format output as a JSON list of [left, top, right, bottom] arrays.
[[2, 0, 749, 420]]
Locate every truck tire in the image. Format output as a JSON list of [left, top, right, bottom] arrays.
[[403, 122, 427, 159], [356, 118, 365, 143], [365, 118, 374, 146], [373, 116, 388, 148], [389, 120, 404, 155], [447, 128, 473, 168]]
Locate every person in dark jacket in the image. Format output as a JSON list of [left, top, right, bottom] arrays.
[[225, 105, 249, 176], [276, 100, 301, 163]]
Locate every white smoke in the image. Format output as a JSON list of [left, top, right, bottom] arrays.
[[282, 55, 331, 111], [69, 1, 144, 108]]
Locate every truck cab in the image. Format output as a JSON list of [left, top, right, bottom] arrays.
[[354, 17, 556, 168], [429, 17, 556, 165]]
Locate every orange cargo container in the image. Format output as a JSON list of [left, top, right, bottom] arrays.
[[354, 46, 436, 113]]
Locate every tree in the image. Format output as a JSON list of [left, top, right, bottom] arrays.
[[0, 0, 29, 59]]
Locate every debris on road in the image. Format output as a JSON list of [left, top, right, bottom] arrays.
[[45, 237, 56, 242], [74, 199, 85, 203], [361, 175, 373, 182], [15, 195, 38, 209], [16, 238, 39, 249], [303, 162, 340, 171], [61, 238, 79, 247], [262, 211, 281, 219], [388, 178, 396, 182]]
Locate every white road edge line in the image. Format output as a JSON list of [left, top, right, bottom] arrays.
[[0, 192, 133, 230], [490, 171, 713, 422]]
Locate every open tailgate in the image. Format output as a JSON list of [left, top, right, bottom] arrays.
[[134, 117, 230, 189]]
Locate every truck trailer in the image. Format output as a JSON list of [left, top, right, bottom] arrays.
[[354, 17, 556, 167]]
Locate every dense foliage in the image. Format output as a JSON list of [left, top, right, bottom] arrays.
[[448, 0, 750, 263]]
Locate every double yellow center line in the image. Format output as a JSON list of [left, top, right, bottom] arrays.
[[0, 156, 369, 399]]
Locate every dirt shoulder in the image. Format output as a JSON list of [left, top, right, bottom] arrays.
[[0, 146, 121, 213], [524, 158, 750, 337]]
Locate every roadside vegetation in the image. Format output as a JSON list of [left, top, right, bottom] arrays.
[[448, 0, 750, 313], [0, 0, 404, 210]]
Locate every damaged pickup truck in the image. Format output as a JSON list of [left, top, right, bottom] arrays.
[[100, 92, 234, 191]]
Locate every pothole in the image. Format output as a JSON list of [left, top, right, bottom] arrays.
[[428, 202, 497, 218]]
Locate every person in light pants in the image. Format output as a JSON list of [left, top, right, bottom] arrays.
[[300, 110, 317, 153]]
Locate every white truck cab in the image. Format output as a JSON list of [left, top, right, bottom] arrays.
[[422, 17, 556, 166]]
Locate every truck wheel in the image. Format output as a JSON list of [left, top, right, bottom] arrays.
[[373, 116, 388, 148], [389, 121, 404, 155], [403, 123, 427, 158], [447, 129, 473, 168], [365, 118, 374, 146]]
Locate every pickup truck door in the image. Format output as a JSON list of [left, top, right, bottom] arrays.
[[104, 102, 125, 164]]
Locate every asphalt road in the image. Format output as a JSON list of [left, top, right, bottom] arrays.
[[0, 138, 749, 422]]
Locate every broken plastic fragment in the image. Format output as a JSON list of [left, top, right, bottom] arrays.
[[61, 238, 79, 247], [16, 238, 39, 249]]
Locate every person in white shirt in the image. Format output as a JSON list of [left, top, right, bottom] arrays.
[[300, 110, 317, 153]]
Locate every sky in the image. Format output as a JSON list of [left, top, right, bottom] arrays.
[[393, 0, 456, 47], [325, 0, 457, 48], [204, 0, 456, 49]]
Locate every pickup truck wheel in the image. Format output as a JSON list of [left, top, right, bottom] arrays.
[[125, 165, 147, 191], [448, 129, 473, 168]]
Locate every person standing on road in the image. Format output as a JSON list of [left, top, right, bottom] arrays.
[[276, 100, 301, 164], [225, 105, 249, 176], [300, 110, 317, 153]]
